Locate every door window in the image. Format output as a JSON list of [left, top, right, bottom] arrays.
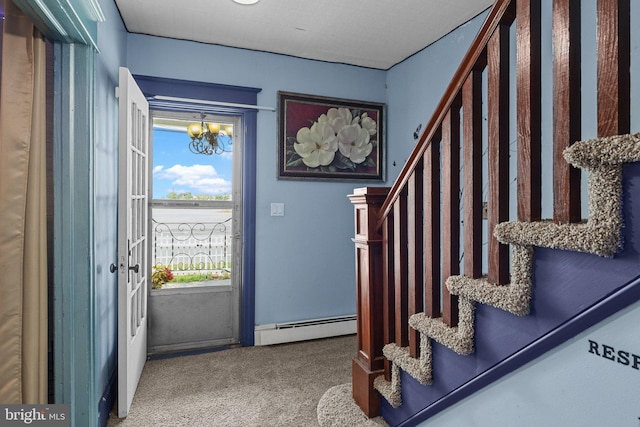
[[150, 112, 240, 290]]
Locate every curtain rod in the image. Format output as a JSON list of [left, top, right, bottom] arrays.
[[152, 95, 276, 112]]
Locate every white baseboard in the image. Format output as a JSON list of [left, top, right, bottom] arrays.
[[254, 315, 356, 346]]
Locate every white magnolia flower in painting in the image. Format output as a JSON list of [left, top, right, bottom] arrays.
[[360, 112, 377, 136], [337, 124, 372, 164], [326, 107, 354, 133], [294, 121, 338, 168]]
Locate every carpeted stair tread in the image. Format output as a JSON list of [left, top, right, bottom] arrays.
[[446, 244, 533, 317], [382, 343, 432, 385], [373, 362, 402, 409], [409, 297, 475, 356]]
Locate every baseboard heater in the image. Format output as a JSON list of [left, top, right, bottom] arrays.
[[254, 314, 356, 346]]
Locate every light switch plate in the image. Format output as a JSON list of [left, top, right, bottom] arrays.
[[270, 202, 285, 216]]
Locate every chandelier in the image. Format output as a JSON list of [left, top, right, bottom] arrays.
[[187, 112, 233, 155]]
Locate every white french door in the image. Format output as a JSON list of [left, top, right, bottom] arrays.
[[117, 67, 149, 418]]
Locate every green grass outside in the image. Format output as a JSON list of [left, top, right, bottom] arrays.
[[171, 271, 231, 283]]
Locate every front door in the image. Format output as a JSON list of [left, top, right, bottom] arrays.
[[117, 67, 149, 417], [146, 110, 242, 353]]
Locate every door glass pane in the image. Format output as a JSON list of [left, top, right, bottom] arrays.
[[152, 115, 234, 201], [151, 205, 232, 288], [151, 114, 235, 289]]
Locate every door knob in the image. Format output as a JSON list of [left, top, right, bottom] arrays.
[[110, 263, 118, 273], [129, 264, 140, 273]]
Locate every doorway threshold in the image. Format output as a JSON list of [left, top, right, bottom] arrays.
[[147, 343, 241, 361]]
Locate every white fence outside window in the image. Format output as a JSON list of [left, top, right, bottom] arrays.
[[151, 208, 233, 274]]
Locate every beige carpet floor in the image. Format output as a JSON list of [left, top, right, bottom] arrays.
[[107, 335, 358, 426]]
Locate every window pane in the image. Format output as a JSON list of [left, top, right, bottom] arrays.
[[152, 116, 233, 201]]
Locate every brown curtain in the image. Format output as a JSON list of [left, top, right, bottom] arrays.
[[0, 0, 48, 404]]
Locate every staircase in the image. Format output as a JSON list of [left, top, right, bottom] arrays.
[[331, 0, 640, 426], [374, 132, 640, 410]]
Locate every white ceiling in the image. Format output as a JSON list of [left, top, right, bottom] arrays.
[[114, 0, 494, 70]]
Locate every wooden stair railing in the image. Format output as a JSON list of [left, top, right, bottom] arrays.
[[349, 0, 631, 418]]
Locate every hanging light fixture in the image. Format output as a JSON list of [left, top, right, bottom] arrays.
[[187, 112, 233, 155]]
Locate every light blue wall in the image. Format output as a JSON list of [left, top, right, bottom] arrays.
[[385, 12, 488, 183], [95, 0, 127, 399], [125, 35, 387, 325]]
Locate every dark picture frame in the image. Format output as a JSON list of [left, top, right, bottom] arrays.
[[278, 91, 385, 181]]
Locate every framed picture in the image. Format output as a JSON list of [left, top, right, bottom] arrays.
[[278, 91, 385, 181]]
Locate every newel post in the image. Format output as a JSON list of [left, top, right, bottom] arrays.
[[348, 186, 390, 417]]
